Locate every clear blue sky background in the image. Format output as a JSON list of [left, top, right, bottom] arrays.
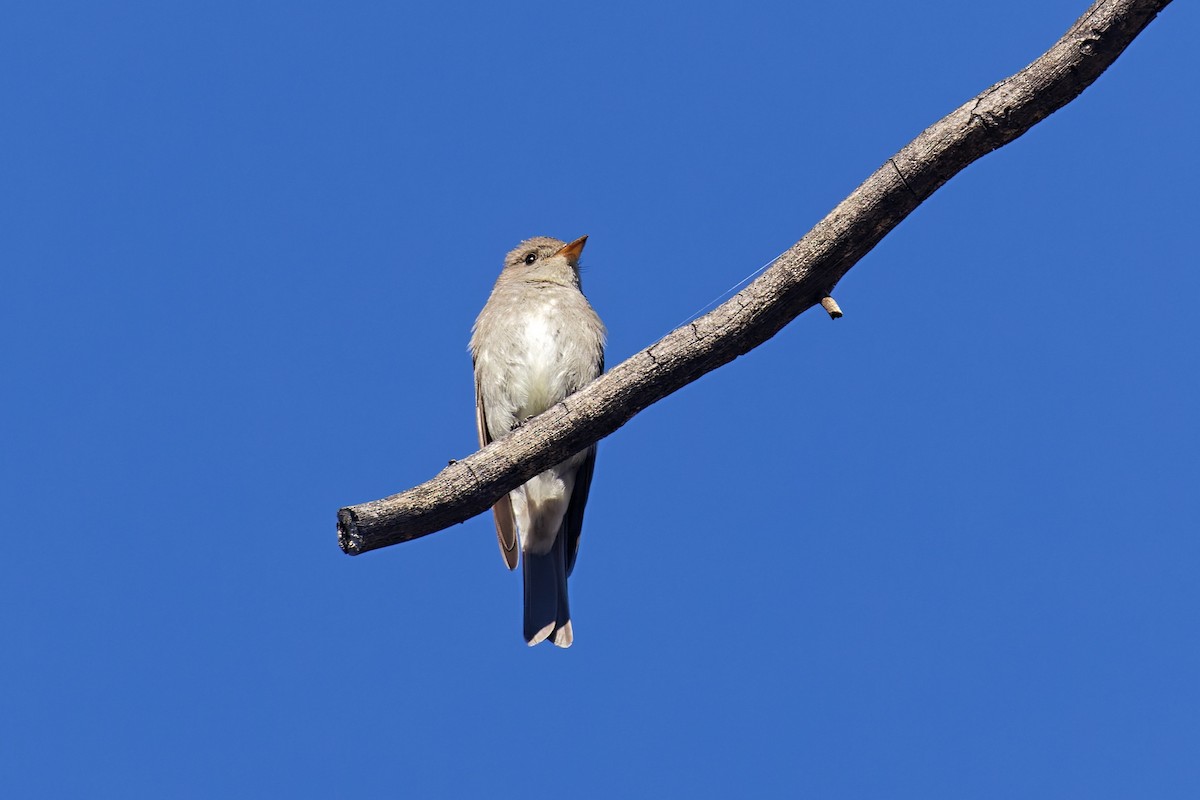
[[2, 1, 1196, 797]]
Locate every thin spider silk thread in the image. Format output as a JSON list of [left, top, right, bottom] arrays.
[[669, 247, 788, 333]]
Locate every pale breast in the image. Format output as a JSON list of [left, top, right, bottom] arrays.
[[516, 303, 563, 417], [473, 282, 604, 438]]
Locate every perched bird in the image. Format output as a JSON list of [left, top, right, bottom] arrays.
[[470, 235, 606, 648]]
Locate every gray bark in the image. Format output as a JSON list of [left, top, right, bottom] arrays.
[[339, 0, 1173, 556]]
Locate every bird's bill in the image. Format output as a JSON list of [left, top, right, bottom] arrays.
[[555, 235, 588, 265]]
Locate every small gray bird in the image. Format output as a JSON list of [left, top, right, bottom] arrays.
[[470, 235, 606, 648]]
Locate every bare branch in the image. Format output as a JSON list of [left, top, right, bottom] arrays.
[[338, 0, 1172, 556]]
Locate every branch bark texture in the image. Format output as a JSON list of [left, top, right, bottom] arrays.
[[339, 0, 1171, 556]]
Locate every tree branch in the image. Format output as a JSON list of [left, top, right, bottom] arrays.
[[338, 0, 1172, 556]]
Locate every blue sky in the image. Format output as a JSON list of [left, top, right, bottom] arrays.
[[2, 1, 1196, 797]]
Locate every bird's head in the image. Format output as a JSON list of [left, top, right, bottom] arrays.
[[501, 235, 588, 287]]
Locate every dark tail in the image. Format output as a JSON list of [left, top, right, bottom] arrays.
[[522, 523, 572, 648]]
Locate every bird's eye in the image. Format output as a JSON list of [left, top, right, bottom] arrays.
[[523, 252, 538, 265]]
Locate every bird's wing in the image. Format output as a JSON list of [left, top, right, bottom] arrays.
[[564, 444, 596, 578], [475, 364, 519, 570], [564, 354, 603, 577]]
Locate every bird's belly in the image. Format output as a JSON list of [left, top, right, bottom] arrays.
[[511, 464, 580, 554], [511, 309, 570, 420]]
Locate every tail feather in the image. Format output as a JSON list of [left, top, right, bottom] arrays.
[[523, 524, 572, 648]]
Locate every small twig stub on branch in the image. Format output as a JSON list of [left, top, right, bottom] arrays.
[[821, 296, 843, 319]]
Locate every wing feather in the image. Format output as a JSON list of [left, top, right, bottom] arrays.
[[564, 445, 595, 577], [475, 365, 519, 570]]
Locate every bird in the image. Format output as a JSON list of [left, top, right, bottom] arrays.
[[470, 235, 605, 647]]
